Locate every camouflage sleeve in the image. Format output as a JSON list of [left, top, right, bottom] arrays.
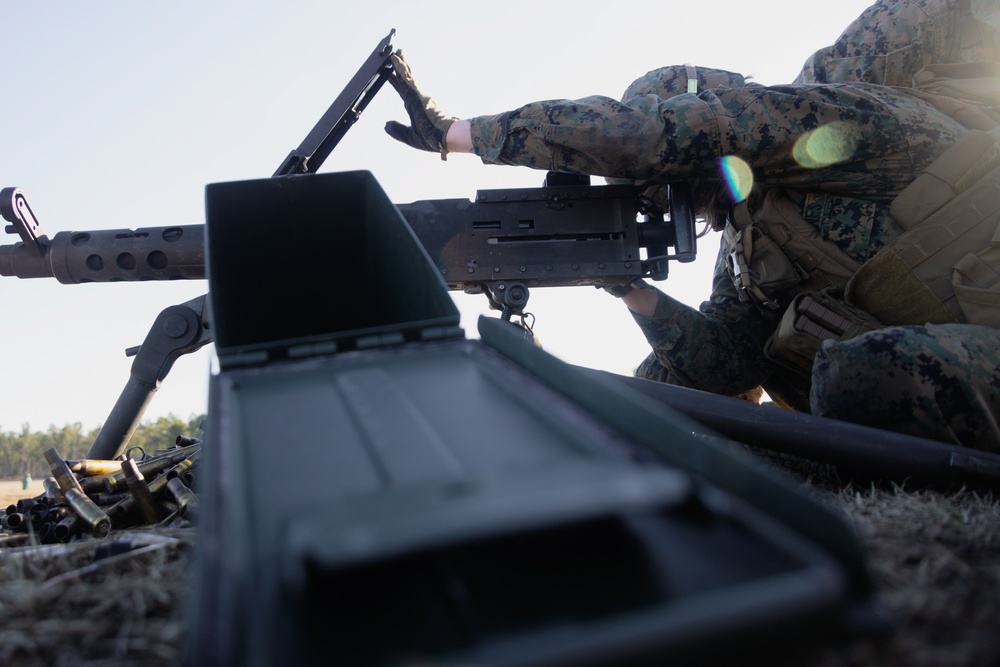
[[627, 237, 780, 396], [467, 94, 722, 181], [468, 84, 964, 199]]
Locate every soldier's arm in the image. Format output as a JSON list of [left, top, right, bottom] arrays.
[[623, 239, 779, 397]]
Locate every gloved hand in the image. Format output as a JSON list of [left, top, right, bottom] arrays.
[[384, 51, 458, 160], [600, 278, 650, 298]]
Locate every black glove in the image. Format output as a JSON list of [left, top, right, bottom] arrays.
[[384, 51, 458, 160]]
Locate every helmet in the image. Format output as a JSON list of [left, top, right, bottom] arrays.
[[622, 65, 746, 104]]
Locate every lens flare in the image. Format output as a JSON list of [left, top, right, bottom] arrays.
[[793, 122, 856, 168], [719, 155, 754, 203]]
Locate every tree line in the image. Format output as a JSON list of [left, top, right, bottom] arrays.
[[0, 414, 205, 479]]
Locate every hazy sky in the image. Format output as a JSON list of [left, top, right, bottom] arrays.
[[0, 0, 876, 430]]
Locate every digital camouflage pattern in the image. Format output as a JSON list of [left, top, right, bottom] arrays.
[[462, 0, 1000, 447], [795, 0, 1000, 86], [469, 80, 965, 199], [811, 324, 1000, 450], [466, 55, 968, 388]]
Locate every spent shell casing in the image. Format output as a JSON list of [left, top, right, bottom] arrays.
[[3, 513, 26, 532], [65, 459, 127, 476], [122, 459, 161, 524], [64, 488, 111, 538], [44, 448, 84, 495], [53, 515, 82, 542], [80, 473, 117, 495], [166, 477, 199, 514], [42, 477, 65, 503]]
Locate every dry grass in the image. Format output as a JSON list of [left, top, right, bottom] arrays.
[[758, 450, 1000, 667], [820, 484, 1000, 666], [0, 529, 194, 667], [0, 468, 999, 666]]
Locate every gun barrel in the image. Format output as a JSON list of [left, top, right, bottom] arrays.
[[0, 224, 205, 283]]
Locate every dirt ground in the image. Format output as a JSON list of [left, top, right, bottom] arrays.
[[0, 479, 46, 509]]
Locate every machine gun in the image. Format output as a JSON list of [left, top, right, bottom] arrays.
[[0, 179, 695, 321], [0, 28, 696, 321], [0, 31, 696, 460], [3, 30, 999, 488]]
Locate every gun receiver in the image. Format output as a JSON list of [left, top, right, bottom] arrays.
[[398, 179, 695, 316], [0, 183, 694, 305]]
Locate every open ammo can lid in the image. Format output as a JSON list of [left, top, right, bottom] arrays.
[[204, 171, 462, 369]]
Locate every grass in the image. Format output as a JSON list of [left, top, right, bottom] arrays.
[[0, 463, 998, 665]]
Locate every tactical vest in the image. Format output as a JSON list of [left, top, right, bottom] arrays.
[[726, 64, 1000, 375]]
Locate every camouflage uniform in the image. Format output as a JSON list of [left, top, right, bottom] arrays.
[[795, 0, 1000, 86], [464, 2, 1000, 448], [811, 324, 1000, 450], [797, 0, 1000, 450]]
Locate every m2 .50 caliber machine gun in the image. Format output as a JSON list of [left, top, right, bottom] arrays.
[[0, 30, 697, 460], [4, 30, 1000, 489]]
